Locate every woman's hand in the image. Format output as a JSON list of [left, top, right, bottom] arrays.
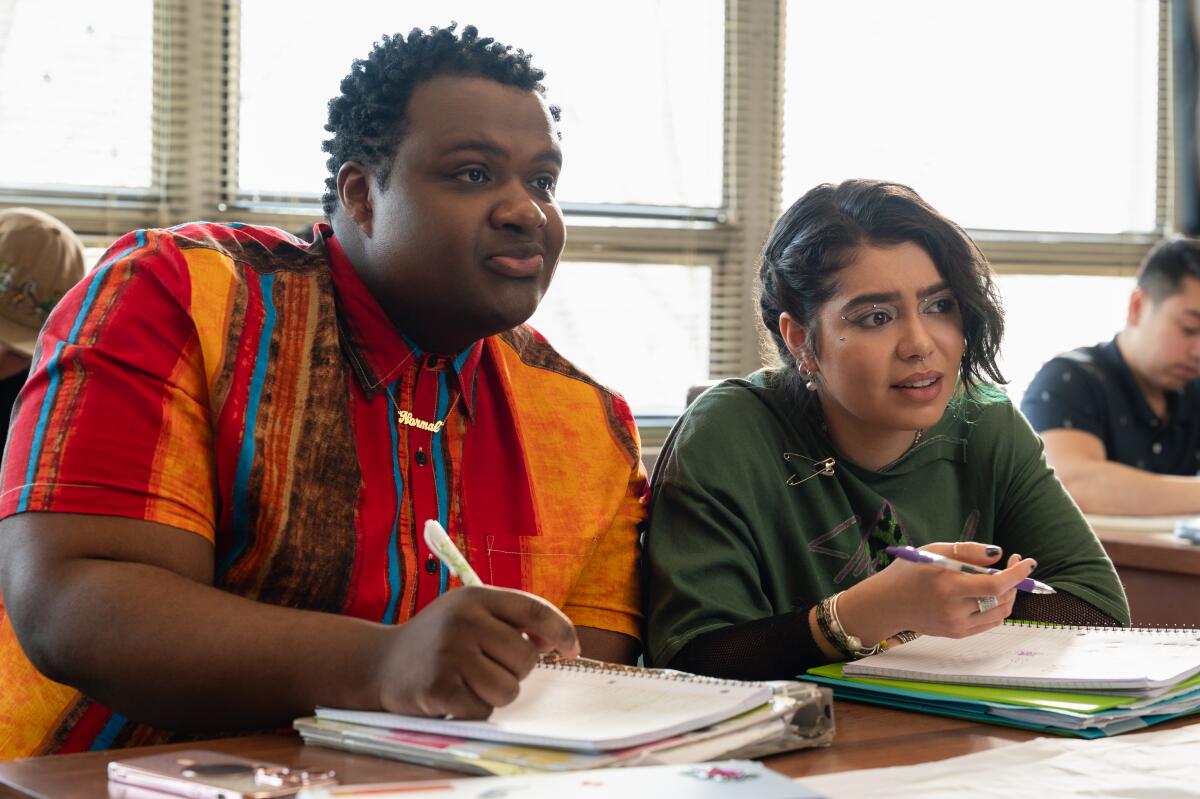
[[829, 542, 1036, 649]]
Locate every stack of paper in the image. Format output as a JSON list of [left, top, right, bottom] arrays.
[[295, 659, 834, 774], [1084, 513, 1187, 536], [803, 622, 1200, 737]]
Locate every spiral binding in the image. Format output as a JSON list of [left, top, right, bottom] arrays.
[[1003, 619, 1200, 634], [536, 655, 769, 688]]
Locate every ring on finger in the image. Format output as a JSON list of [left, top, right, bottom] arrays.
[[975, 595, 998, 614], [953, 541, 961, 560]]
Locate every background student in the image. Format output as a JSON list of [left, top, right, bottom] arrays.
[[0, 207, 86, 451], [0, 24, 645, 759], [644, 179, 1129, 680], [1021, 237, 1200, 515]]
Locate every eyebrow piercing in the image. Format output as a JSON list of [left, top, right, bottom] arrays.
[[840, 304, 879, 322]]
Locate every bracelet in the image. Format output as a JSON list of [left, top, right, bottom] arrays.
[[879, 630, 918, 651], [815, 595, 856, 660], [828, 591, 884, 659]]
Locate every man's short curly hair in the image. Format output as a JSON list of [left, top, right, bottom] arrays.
[[321, 23, 559, 217]]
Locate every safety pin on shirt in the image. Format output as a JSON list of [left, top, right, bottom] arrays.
[[783, 451, 836, 486]]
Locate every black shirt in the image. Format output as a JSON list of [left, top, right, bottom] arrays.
[[1020, 338, 1200, 475], [0, 371, 25, 457]]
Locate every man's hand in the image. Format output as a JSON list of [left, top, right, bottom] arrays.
[[1042, 428, 1200, 514], [376, 586, 580, 720], [0, 513, 580, 731]]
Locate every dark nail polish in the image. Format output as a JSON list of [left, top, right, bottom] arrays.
[[985, 546, 1000, 557]]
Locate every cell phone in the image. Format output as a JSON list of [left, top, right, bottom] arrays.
[[107, 749, 338, 799]]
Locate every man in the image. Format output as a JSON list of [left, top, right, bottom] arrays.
[[0, 208, 85, 449], [0, 24, 645, 759], [1020, 237, 1200, 514]]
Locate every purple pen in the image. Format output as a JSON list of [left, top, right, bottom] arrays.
[[884, 545, 1056, 594]]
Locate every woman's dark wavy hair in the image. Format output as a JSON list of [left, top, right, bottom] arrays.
[[758, 179, 1005, 399], [321, 23, 558, 217]]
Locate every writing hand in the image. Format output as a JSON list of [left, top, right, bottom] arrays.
[[376, 586, 579, 720]]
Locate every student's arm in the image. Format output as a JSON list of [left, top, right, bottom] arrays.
[[1041, 428, 1200, 515], [576, 627, 639, 664], [0, 512, 578, 731], [994, 405, 1130, 624]]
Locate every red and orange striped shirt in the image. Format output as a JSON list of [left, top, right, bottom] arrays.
[[0, 222, 645, 759]]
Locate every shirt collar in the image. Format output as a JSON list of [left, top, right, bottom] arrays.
[[320, 223, 482, 417], [1102, 336, 1179, 425]]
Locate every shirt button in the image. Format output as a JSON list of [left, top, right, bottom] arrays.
[[1152, 442, 1163, 455], [424, 555, 439, 574], [415, 449, 428, 466]]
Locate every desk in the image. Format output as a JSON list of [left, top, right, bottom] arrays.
[[1092, 529, 1200, 626], [4, 703, 1197, 797]]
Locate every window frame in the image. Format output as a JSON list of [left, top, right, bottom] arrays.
[[0, 0, 1179, 436]]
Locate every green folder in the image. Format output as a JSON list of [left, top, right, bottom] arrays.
[[806, 663, 1142, 712], [802, 664, 1200, 738]]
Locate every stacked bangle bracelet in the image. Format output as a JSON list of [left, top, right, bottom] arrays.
[[816, 591, 884, 659], [814, 594, 851, 659]]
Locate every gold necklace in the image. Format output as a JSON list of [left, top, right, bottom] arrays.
[[387, 387, 461, 433]]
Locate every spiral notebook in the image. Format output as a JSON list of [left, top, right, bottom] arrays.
[[842, 622, 1200, 691], [314, 659, 774, 752]]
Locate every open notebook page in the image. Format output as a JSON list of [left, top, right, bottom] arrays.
[[843, 623, 1200, 690], [316, 663, 773, 752]]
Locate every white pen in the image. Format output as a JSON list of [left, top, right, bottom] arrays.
[[423, 519, 484, 587]]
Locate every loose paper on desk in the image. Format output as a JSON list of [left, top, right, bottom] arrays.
[[296, 760, 822, 799], [802, 718, 1200, 799], [1084, 513, 1187, 536]]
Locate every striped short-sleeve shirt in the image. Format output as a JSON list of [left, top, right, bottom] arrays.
[[0, 222, 646, 759]]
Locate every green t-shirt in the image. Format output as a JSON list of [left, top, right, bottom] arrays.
[[644, 369, 1130, 668]]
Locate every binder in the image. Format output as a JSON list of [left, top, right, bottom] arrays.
[[297, 660, 834, 774], [804, 623, 1200, 737]]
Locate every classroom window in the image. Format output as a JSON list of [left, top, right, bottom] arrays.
[[994, 274, 1136, 404], [0, 0, 153, 190], [528, 261, 712, 416], [0, 1, 1179, 423], [782, 0, 1160, 235], [237, 0, 725, 209]]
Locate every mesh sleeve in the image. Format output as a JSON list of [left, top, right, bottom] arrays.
[[665, 608, 826, 680], [1012, 589, 1123, 627]]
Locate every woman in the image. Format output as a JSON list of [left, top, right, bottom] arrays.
[[644, 180, 1129, 680]]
